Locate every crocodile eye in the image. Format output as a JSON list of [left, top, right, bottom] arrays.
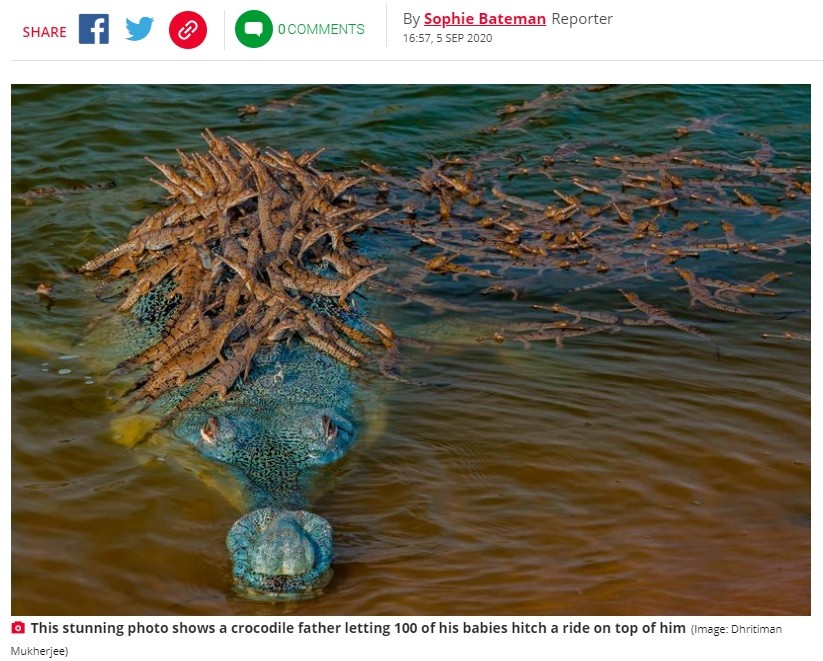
[[200, 417, 219, 445], [321, 414, 337, 442]]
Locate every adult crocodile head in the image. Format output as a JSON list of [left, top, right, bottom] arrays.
[[170, 339, 359, 598]]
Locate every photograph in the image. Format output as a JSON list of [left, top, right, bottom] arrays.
[[11, 84, 810, 616]]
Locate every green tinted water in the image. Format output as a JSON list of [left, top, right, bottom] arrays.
[[11, 85, 810, 615]]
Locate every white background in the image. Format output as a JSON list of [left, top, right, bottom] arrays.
[[4, 1, 819, 659]]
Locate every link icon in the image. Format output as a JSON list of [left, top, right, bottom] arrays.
[[169, 11, 207, 49]]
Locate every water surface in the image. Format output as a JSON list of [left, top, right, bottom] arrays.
[[11, 85, 810, 615]]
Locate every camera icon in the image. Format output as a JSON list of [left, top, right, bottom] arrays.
[[11, 621, 25, 634]]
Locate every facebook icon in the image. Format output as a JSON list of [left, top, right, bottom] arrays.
[[79, 14, 109, 44]]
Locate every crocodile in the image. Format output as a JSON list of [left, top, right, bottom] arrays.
[[82, 132, 388, 599], [105, 284, 365, 599], [13, 179, 115, 205]]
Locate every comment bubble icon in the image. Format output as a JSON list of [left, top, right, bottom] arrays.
[[244, 21, 263, 37], [235, 11, 273, 47]]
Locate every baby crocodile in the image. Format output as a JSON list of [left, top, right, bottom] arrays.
[[674, 267, 754, 315]]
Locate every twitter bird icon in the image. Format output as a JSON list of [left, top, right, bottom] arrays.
[[126, 17, 153, 41]]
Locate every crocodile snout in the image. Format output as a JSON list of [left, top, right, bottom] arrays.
[[227, 508, 333, 599]]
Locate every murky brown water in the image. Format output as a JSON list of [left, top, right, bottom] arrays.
[[11, 85, 810, 615]]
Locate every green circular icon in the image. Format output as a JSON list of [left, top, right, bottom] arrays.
[[235, 10, 273, 48]]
